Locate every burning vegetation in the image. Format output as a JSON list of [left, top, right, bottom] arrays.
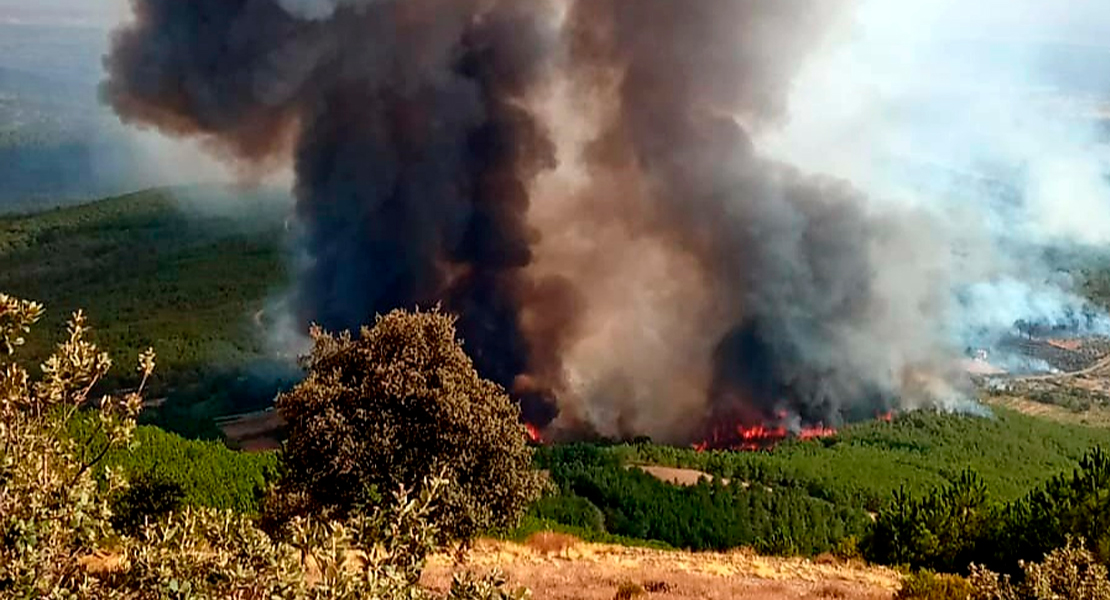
[[692, 423, 839, 453]]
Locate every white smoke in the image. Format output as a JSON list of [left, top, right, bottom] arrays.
[[275, 0, 382, 21], [760, 0, 1110, 369]]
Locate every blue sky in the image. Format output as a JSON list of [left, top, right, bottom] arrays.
[[0, 0, 128, 28], [852, 0, 1110, 47]]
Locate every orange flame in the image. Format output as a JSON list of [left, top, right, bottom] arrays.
[[524, 422, 543, 444], [798, 424, 838, 440], [693, 420, 837, 452]]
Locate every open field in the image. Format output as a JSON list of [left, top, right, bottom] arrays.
[[424, 538, 899, 600]]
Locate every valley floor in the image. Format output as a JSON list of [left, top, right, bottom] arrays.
[[423, 538, 900, 600]]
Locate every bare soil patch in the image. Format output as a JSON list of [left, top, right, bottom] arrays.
[[635, 466, 727, 487]]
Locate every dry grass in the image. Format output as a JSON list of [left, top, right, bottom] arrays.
[[613, 581, 645, 600], [78, 551, 125, 576], [424, 538, 900, 600], [525, 532, 581, 557]]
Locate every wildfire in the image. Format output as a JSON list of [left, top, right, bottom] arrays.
[[798, 424, 838, 440], [524, 422, 543, 444], [693, 410, 898, 452], [694, 420, 838, 452]]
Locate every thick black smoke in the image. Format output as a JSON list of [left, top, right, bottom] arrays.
[[104, 0, 969, 443], [104, 0, 577, 426]]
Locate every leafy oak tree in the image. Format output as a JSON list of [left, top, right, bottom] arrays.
[[273, 308, 545, 544]]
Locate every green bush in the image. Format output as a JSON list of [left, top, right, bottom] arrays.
[[969, 538, 1110, 600], [70, 412, 281, 513], [116, 425, 280, 513], [109, 471, 186, 537], [833, 535, 861, 560], [530, 494, 606, 533]]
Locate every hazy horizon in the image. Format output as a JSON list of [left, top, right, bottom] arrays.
[[1, 0, 1110, 45]]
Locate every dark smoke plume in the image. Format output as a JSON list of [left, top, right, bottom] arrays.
[[104, 0, 971, 443]]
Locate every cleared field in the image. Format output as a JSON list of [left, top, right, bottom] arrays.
[[636, 465, 726, 487]]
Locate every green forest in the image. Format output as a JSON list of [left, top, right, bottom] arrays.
[[0, 187, 295, 437]]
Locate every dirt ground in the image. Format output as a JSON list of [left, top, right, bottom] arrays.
[[635, 465, 727, 487], [423, 537, 900, 600]]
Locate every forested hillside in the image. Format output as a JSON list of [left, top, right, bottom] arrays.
[[0, 187, 293, 436], [527, 408, 1110, 555]]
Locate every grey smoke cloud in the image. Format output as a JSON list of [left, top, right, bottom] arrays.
[[101, 0, 1041, 443]]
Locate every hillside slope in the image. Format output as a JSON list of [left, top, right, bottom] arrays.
[[0, 186, 293, 435]]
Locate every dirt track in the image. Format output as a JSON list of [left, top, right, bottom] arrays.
[[423, 538, 899, 600], [1005, 353, 1110, 383]]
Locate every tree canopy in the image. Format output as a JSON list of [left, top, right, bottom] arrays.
[[274, 307, 545, 543]]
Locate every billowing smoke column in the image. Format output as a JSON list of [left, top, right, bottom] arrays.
[[103, 0, 971, 443]]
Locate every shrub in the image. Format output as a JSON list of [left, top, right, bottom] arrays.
[[969, 538, 1110, 600], [833, 535, 861, 560], [119, 476, 494, 598], [273, 308, 545, 544], [109, 424, 280, 513], [896, 570, 974, 600], [529, 494, 606, 533], [0, 297, 152, 594], [524, 531, 580, 556], [448, 570, 531, 600], [109, 470, 186, 537], [613, 581, 645, 600]]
